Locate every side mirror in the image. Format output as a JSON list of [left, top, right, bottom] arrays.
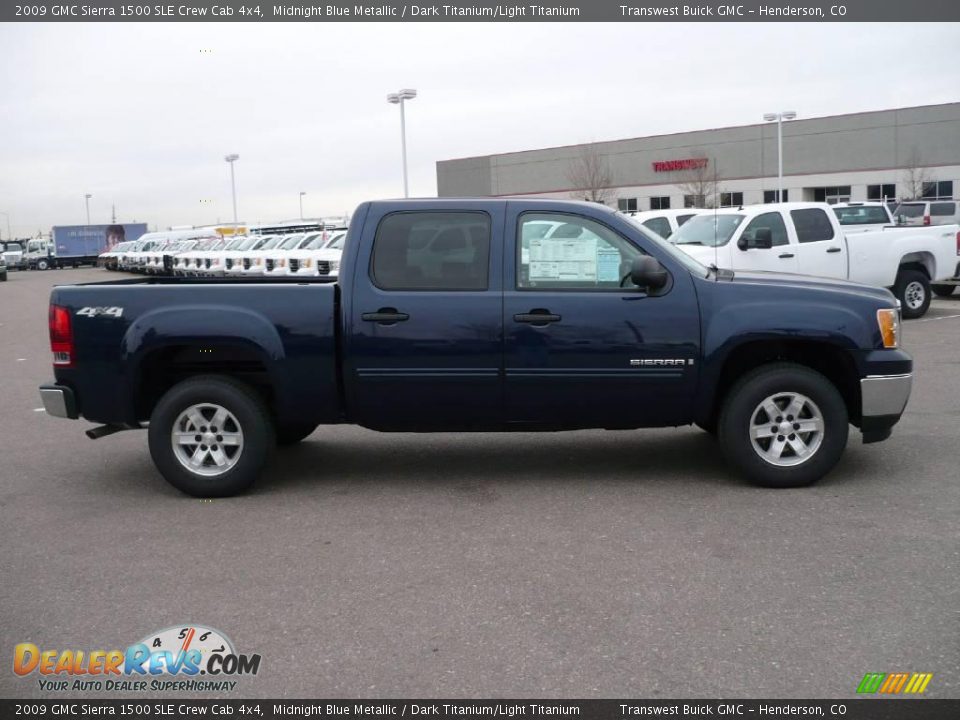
[[630, 256, 668, 290], [737, 227, 773, 250]]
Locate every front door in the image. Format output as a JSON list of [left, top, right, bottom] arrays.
[[345, 203, 505, 430], [503, 208, 700, 429], [730, 210, 798, 274]]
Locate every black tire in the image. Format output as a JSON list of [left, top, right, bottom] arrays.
[[276, 423, 317, 446], [148, 375, 275, 497], [932, 284, 956, 298], [718, 363, 848, 488], [894, 269, 931, 319]]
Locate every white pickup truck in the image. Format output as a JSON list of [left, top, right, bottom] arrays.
[[672, 202, 959, 318]]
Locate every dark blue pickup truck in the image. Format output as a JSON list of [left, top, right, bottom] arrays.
[[40, 199, 913, 496]]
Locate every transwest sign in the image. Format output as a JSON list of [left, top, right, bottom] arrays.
[[652, 158, 708, 172]]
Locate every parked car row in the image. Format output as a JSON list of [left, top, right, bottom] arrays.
[[100, 228, 347, 278]]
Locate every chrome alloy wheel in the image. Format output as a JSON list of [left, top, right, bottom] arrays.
[[749, 392, 824, 467], [171, 403, 244, 477], [904, 280, 926, 311]]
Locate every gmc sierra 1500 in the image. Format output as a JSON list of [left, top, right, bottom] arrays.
[[39, 199, 912, 496]]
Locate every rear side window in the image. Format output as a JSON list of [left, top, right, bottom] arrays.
[[677, 214, 695, 226], [833, 206, 890, 225], [642, 217, 672, 239], [372, 212, 490, 291], [930, 202, 957, 217], [895, 203, 925, 218], [790, 209, 835, 243]]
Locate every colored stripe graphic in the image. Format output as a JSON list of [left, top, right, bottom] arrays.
[[857, 672, 933, 694]]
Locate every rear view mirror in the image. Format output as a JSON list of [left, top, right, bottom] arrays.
[[630, 256, 668, 290]]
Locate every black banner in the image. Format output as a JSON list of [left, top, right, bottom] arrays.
[[4, 0, 960, 23], [2, 700, 960, 720]]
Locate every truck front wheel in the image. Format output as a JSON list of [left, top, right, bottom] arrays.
[[148, 376, 275, 497], [718, 363, 848, 488], [37, 258, 49, 271], [895, 269, 931, 319]]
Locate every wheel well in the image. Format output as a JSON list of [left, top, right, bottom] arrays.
[[135, 344, 273, 421], [898, 253, 933, 280], [709, 341, 861, 429]]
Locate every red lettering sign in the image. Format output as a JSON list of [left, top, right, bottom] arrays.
[[652, 158, 709, 172]]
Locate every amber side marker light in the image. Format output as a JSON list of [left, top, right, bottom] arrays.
[[877, 308, 899, 349]]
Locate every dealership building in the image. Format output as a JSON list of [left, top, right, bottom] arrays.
[[436, 102, 960, 211]]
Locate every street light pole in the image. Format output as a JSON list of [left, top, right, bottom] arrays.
[[763, 111, 797, 202], [224, 154, 240, 233], [85, 194, 92, 225], [299, 191, 306, 220], [387, 88, 417, 198]]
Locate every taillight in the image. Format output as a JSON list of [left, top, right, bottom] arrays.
[[49, 304, 74, 367], [956, 231, 960, 256], [923, 215, 930, 226]]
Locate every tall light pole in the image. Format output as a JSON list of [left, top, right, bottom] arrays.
[[84, 194, 92, 225], [224, 154, 240, 232], [299, 191, 306, 220], [763, 111, 797, 202], [387, 88, 417, 198], [0, 211, 10, 241]]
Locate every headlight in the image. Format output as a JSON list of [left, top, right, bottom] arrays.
[[303, 259, 313, 268], [279, 259, 286, 267], [877, 308, 899, 349], [255, 258, 262, 266], [329, 260, 340, 271]]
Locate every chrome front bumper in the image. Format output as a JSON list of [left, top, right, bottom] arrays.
[[861, 373, 912, 418]]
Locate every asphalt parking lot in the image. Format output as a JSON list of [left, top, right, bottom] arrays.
[[1, 267, 958, 700]]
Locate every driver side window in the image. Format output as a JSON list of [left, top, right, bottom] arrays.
[[740, 212, 789, 247], [517, 213, 644, 290]]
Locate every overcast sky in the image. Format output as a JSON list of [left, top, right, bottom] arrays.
[[1, 22, 958, 236]]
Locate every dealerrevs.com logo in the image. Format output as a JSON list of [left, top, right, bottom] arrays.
[[13, 625, 261, 692]]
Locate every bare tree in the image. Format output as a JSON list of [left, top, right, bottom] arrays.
[[901, 147, 932, 200], [566, 145, 613, 204], [671, 153, 719, 208]]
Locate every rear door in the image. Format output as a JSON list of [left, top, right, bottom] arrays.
[[791, 207, 847, 279], [345, 203, 505, 431], [502, 205, 700, 429]]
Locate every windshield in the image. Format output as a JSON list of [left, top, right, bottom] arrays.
[[893, 203, 925, 218], [632, 223, 710, 278], [222, 237, 246, 250], [672, 214, 745, 247], [257, 237, 284, 251], [833, 206, 890, 225], [327, 235, 345, 250], [5, 243, 23, 252], [304, 235, 327, 250], [279, 234, 306, 250]]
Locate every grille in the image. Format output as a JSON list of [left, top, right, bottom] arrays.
[[205, 258, 211, 269], [194, 258, 202, 268], [266, 259, 275, 272], [242, 258, 251, 270], [289, 259, 300, 272], [317, 260, 331, 275], [226, 258, 233, 270]]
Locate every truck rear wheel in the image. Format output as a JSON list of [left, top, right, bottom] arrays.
[[148, 376, 275, 497], [895, 269, 930, 319], [932, 284, 956, 298], [718, 363, 848, 488]]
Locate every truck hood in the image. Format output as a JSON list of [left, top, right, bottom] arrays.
[[722, 269, 897, 305]]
